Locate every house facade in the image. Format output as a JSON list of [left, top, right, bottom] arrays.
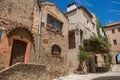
[[35, 2, 69, 74], [0, 0, 35, 70], [0, 0, 108, 76], [0, 0, 69, 75], [65, 2, 104, 73], [104, 22, 120, 64]]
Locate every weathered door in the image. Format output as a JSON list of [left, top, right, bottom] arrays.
[[9, 39, 27, 66], [88, 56, 96, 73]]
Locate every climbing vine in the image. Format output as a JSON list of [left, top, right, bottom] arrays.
[[83, 36, 109, 54], [96, 18, 104, 39], [76, 47, 90, 73]]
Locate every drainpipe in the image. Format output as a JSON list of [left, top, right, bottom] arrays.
[[36, 0, 43, 64]]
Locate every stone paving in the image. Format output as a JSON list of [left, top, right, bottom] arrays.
[[54, 71, 120, 80], [54, 65, 120, 80], [93, 76, 120, 80]]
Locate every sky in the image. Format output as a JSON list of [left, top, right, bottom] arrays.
[[45, 0, 120, 26], [0, 30, 2, 39], [117, 54, 120, 61]]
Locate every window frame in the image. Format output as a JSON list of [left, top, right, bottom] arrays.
[[112, 29, 115, 34], [47, 14, 63, 32], [118, 28, 120, 32], [113, 39, 117, 45], [69, 30, 76, 49], [51, 44, 61, 56]]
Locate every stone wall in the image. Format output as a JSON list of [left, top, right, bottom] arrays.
[[0, 29, 9, 70], [31, 2, 69, 74], [96, 54, 105, 67], [0, 63, 66, 80], [0, 0, 37, 68], [104, 24, 120, 52], [66, 6, 98, 73], [104, 24, 120, 64], [0, 1, 69, 76], [0, 0, 34, 27], [95, 66, 111, 72], [0, 54, 5, 70]]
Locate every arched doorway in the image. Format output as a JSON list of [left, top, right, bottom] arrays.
[[6, 27, 34, 67], [116, 54, 120, 64], [88, 56, 96, 73], [9, 39, 27, 66]]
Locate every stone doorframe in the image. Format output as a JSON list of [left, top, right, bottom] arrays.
[[5, 35, 31, 67]]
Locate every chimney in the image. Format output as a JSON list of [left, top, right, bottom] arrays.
[[67, 2, 77, 12]]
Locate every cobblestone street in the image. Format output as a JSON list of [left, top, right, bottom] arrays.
[[93, 76, 120, 80], [54, 71, 120, 80]]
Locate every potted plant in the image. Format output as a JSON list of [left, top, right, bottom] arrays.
[[76, 50, 90, 74], [52, 51, 59, 56]]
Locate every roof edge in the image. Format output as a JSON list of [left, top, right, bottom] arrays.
[[65, 6, 93, 18], [42, 2, 68, 20]]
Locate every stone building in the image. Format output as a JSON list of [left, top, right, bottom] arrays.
[[65, 2, 102, 73], [35, 2, 69, 74], [0, 0, 69, 75], [0, 0, 35, 70], [104, 22, 120, 64]]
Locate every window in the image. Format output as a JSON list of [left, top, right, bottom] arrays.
[[112, 29, 115, 33], [118, 28, 120, 32], [69, 31, 76, 49], [113, 39, 117, 45], [0, 30, 2, 39], [80, 30, 83, 43], [52, 44, 61, 55], [92, 23, 95, 29], [47, 14, 63, 32], [94, 56, 97, 64]]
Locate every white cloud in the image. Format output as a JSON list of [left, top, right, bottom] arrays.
[[75, 0, 93, 7], [115, 13, 120, 15], [75, 0, 82, 5], [111, 1, 120, 5], [83, 0, 93, 7], [106, 20, 113, 25], [109, 9, 120, 13], [108, 3, 114, 7]]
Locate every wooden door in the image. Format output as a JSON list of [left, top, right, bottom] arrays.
[[9, 39, 27, 66]]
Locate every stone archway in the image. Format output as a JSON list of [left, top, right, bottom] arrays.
[[116, 54, 120, 64], [5, 27, 34, 67]]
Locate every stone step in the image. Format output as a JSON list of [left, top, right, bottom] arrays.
[[112, 64, 120, 72]]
